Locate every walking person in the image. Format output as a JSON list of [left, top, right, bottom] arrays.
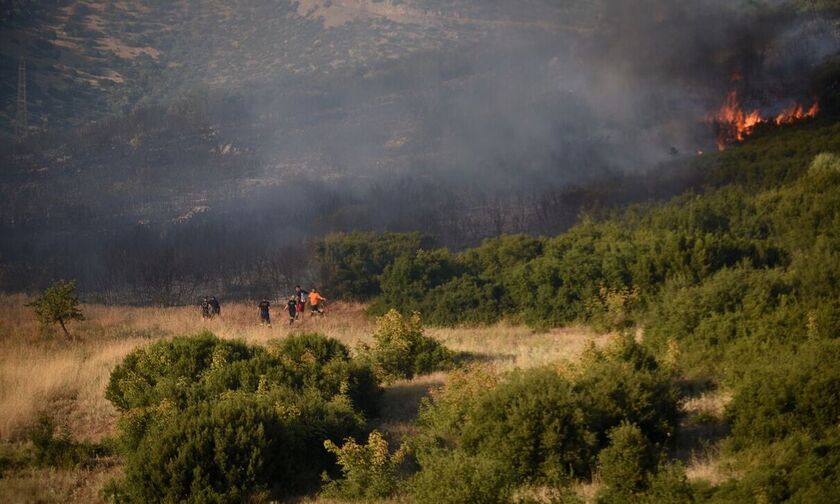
[[294, 285, 308, 320], [258, 298, 272, 327], [308, 287, 327, 316], [209, 296, 221, 317], [284, 297, 297, 325], [201, 296, 211, 319]]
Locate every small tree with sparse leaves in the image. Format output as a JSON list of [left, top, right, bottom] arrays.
[[29, 280, 85, 339]]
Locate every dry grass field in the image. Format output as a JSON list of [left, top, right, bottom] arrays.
[[0, 294, 726, 503]]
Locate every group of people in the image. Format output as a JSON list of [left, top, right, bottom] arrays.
[[200, 296, 221, 319], [259, 285, 327, 327], [199, 287, 328, 327]]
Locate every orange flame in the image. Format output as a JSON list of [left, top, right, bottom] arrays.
[[774, 101, 819, 125], [712, 91, 764, 150], [711, 91, 820, 150]]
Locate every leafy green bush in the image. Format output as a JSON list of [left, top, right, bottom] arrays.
[[314, 232, 433, 300], [708, 429, 840, 504], [360, 310, 454, 382], [595, 423, 656, 503], [28, 415, 108, 469], [726, 340, 840, 448], [120, 391, 364, 503], [409, 449, 514, 504], [412, 336, 679, 493], [105, 331, 255, 411], [107, 331, 380, 419], [373, 249, 464, 317], [107, 331, 382, 502], [321, 430, 406, 501], [638, 463, 696, 504], [572, 335, 679, 447]]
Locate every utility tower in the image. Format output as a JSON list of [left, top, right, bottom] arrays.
[[15, 58, 28, 140]]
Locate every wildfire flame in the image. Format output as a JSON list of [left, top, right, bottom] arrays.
[[774, 102, 819, 125], [710, 91, 820, 150]]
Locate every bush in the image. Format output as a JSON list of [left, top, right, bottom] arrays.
[[105, 331, 255, 411], [708, 429, 840, 504], [321, 430, 406, 501], [107, 332, 381, 418], [410, 449, 514, 504], [107, 331, 382, 502], [415, 364, 501, 445], [726, 340, 840, 448], [28, 415, 108, 469], [360, 310, 454, 382], [640, 463, 695, 504], [458, 368, 597, 483], [374, 249, 464, 316], [314, 232, 433, 301], [411, 336, 680, 493], [585, 285, 641, 331], [595, 423, 656, 503], [119, 392, 364, 503], [573, 335, 679, 448]]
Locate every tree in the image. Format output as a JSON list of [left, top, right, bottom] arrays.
[[29, 280, 85, 339]]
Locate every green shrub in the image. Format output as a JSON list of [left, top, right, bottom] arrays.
[[119, 391, 365, 503], [321, 430, 406, 501], [415, 364, 501, 444], [107, 332, 381, 420], [314, 232, 433, 300], [360, 310, 454, 382], [573, 335, 679, 447], [512, 487, 585, 504], [410, 449, 514, 504], [585, 285, 641, 331], [420, 274, 502, 325], [105, 331, 255, 411], [708, 429, 840, 504], [28, 415, 108, 469], [266, 333, 381, 415], [374, 249, 464, 316], [727, 340, 840, 448], [107, 331, 382, 502], [639, 463, 696, 504], [595, 423, 655, 503], [411, 336, 679, 493], [458, 367, 597, 483]]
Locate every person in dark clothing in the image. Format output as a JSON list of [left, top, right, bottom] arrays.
[[209, 296, 221, 317], [258, 298, 272, 327], [294, 285, 308, 320], [201, 297, 211, 319], [284, 297, 297, 325]]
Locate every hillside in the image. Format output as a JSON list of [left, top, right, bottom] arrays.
[[1, 118, 839, 502], [0, 9, 840, 498], [2, 1, 839, 301], [305, 114, 840, 502], [1, 0, 598, 134]]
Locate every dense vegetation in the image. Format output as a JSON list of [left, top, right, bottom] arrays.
[[105, 331, 381, 502], [307, 118, 840, 502], [410, 336, 680, 503], [322, 120, 840, 379]]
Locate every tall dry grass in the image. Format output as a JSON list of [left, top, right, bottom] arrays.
[[0, 296, 376, 441], [0, 295, 605, 442], [0, 294, 613, 503]]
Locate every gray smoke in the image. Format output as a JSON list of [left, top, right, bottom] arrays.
[[2, 0, 839, 298]]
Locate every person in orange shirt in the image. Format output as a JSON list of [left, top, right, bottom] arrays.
[[308, 287, 327, 316]]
